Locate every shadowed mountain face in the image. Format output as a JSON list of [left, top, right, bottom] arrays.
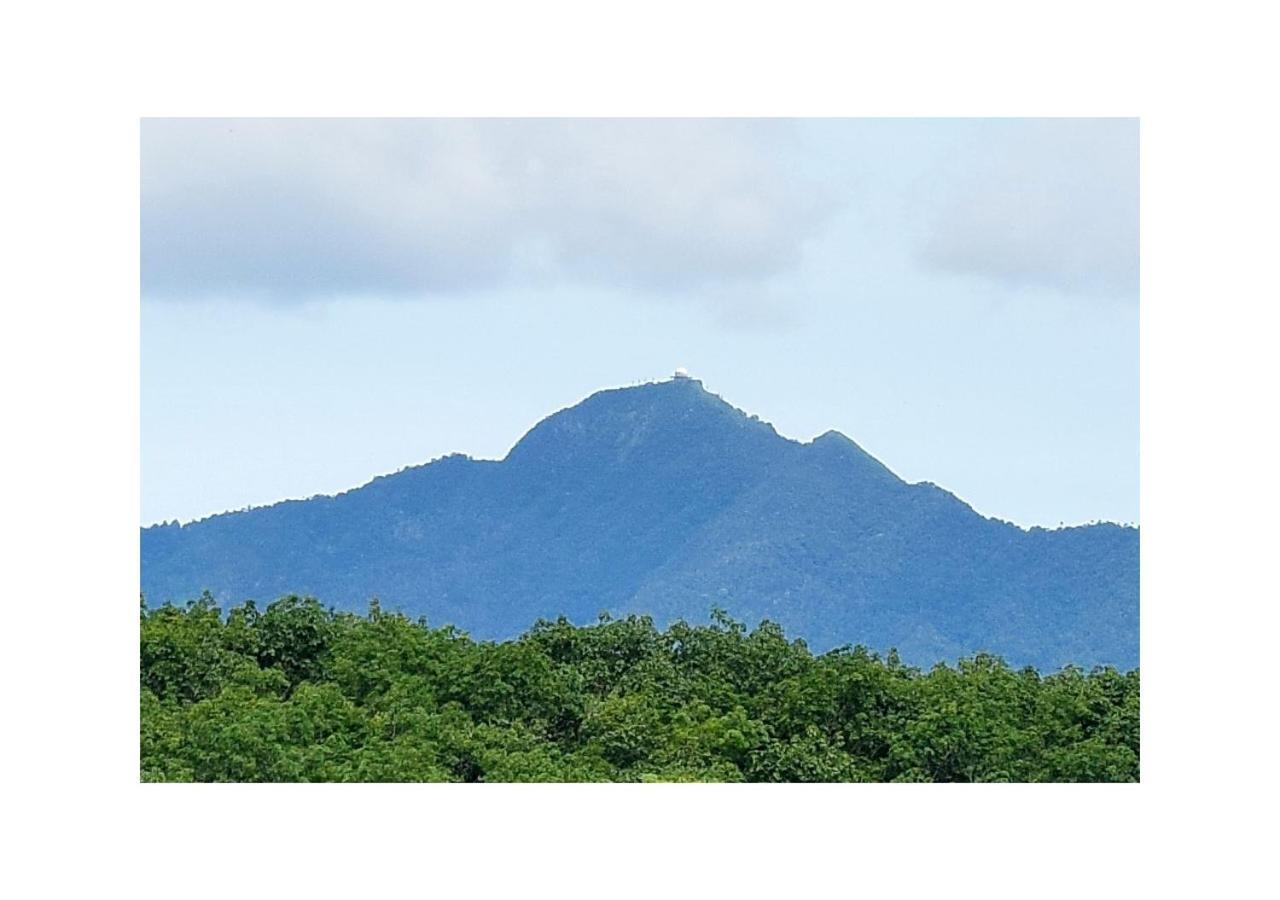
[[141, 378, 1138, 669]]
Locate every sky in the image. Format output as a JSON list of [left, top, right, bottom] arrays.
[[141, 118, 1138, 528]]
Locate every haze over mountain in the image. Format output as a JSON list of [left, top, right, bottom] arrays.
[[141, 377, 1138, 670]]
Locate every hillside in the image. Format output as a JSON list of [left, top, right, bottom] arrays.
[[141, 377, 1139, 669]]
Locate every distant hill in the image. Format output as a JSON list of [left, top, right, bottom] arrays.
[[141, 377, 1138, 669]]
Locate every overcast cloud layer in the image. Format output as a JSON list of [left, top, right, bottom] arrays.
[[142, 118, 1138, 308], [142, 118, 837, 302], [919, 119, 1138, 298]]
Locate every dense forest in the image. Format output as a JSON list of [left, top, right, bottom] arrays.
[[141, 595, 1139, 782]]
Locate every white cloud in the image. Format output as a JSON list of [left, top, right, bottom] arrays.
[[918, 119, 1138, 299], [141, 118, 837, 303]]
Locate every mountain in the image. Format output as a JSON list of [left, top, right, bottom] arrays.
[[141, 377, 1138, 670]]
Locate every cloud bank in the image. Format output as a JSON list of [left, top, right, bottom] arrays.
[[141, 119, 836, 303], [918, 119, 1139, 299]]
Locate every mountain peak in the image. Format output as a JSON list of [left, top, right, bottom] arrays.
[[503, 377, 781, 468], [806, 429, 901, 483]]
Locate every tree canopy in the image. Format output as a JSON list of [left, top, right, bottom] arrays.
[[141, 595, 1139, 782]]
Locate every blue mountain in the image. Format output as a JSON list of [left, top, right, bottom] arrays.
[[141, 377, 1138, 669]]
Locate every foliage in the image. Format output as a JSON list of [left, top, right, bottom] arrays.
[[140, 596, 1139, 783]]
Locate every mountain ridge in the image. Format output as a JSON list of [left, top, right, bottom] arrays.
[[141, 377, 1138, 669], [149, 379, 1113, 532]]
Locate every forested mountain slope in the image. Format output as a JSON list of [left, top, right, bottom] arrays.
[[142, 377, 1138, 669]]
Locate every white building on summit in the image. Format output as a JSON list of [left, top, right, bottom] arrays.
[[673, 367, 690, 379]]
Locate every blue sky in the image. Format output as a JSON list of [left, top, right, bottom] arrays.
[[142, 118, 1138, 528]]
